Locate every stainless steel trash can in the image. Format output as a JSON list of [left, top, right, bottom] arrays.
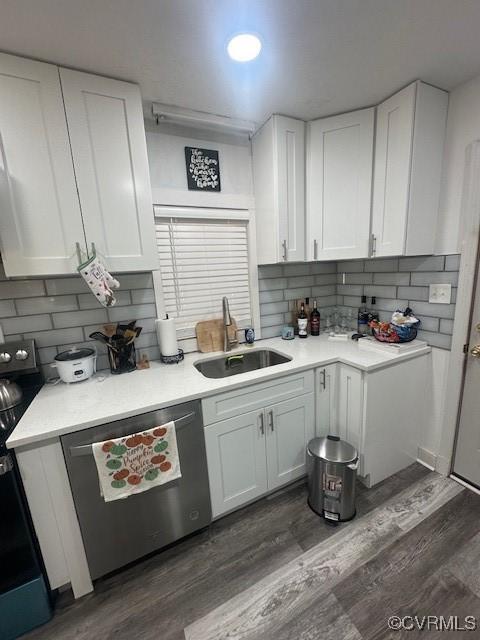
[[307, 435, 358, 522]]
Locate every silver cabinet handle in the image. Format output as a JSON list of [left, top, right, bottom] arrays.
[[259, 412, 265, 435], [268, 410, 274, 432], [320, 368, 326, 390], [282, 240, 287, 261], [314, 239, 318, 260], [370, 233, 377, 256]]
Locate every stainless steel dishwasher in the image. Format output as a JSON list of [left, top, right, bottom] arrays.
[[61, 399, 211, 580]]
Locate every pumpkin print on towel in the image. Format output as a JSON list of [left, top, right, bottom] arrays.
[[92, 420, 181, 502]]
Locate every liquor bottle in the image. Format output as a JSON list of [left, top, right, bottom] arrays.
[[310, 300, 320, 336], [298, 303, 308, 338], [368, 296, 379, 334], [357, 295, 369, 335]]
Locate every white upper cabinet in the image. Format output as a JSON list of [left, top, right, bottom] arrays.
[[0, 53, 85, 276], [307, 108, 374, 261], [59, 69, 158, 272], [371, 81, 448, 257], [252, 115, 305, 263]]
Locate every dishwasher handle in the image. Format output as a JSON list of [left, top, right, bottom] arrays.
[[69, 411, 196, 458]]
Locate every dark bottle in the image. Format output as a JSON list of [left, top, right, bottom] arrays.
[[358, 295, 369, 335], [298, 303, 308, 338], [368, 296, 380, 334], [310, 300, 320, 336]]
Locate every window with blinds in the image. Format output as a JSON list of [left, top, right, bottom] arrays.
[[155, 217, 252, 332]]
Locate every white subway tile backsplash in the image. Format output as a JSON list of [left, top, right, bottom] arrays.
[[336, 260, 364, 273], [261, 313, 286, 328], [53, 308, 108, 329], [287, 275, 315, 288], [45, 277, 89, 295], [260, 324, 284, 339], [37, 346, 58, 365], [439, 319, 454, 334], [260, 302, 289, 316], [258, 265, 283, 279], [130, 289, 156, 305], [259, 254, 460, 350], [107, 304, 156, 323], [77, 290, 131, 309], [23, 327, 85, 348], [0, 280, 45, 299], [310, 262, 336, 274], [259, 278, 288, 291], [283, 264, 311, 277], [315, 273, 338, 285], [445, 255, 461, 271], [259, 290, 284, 304], [284, 287, 313, 300], [417, 330, 452, 350], [364, 285, 397, 298], [410, 271, 459, 286], [397, 286, 430, 302], [16, 295, 78, 315], [116, 273, 153, 289], [0, 300, 16, 317], [364, 258, 399, 272], [398, 256, 445, 272], [373, 272, 410, 286], [2, 314, 52, 334]]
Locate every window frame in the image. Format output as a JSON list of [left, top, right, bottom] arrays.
[[152, 204, 262, 340]]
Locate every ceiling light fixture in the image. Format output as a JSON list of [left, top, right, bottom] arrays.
[[227, 33, 262, 62]]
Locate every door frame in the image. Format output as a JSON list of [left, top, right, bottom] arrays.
[[438, 140, 480, 477]]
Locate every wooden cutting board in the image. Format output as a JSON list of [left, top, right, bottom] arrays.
[[196, 318, 238, 353]]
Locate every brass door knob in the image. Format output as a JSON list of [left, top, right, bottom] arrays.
[[471, 345, 480, 358]]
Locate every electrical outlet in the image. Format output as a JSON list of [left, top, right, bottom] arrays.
[[428, 284, 452, 304]]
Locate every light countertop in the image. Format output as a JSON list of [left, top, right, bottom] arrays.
[[7, 335, 430, 449]]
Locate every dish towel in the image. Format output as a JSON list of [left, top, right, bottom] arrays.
[[92, 421, 181, 502]]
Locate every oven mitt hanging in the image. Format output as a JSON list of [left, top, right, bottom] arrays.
[[78, 254, 120, 308]]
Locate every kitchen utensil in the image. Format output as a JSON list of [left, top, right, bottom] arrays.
[[0, 379, 23, 410], [156, 316, 178, 356], [195, 318, 238, 353], [52, 347, 97, 383]]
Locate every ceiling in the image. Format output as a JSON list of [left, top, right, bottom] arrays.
[[2, 0, 480, 124]]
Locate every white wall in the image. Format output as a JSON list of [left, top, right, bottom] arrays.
[[436, 72, 480, 254], [145, 121, 253, 208]]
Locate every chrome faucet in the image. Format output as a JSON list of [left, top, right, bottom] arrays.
[[222, 296, 238, 352]]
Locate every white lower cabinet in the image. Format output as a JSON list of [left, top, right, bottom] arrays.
[[315, 364, 338, 437], [265, 395, 315, 491], [337, 364, 364, 455], [203, 378, 315, 518], [204, 410, 268, 517]]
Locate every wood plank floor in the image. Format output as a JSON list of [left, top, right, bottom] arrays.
[[23, 464, 480, 640]]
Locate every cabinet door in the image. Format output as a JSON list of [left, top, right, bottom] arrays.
[[274, 116, 305, 262], [265, 393, 315, 490], [204, 410, 267, 518], [371, 83, 416, 257], [60, 68, 158, 272], [307, 109, 374, 260], [338, 364, 364, 454], [316, 364, 338, 437], [0, 53, 85, 276]]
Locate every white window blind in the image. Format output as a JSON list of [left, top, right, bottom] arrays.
[[156, 217, 252, 331]]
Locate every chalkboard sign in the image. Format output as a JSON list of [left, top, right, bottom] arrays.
[[185, 146, 221, 192]]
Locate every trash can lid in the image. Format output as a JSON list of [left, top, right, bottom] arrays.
[[307, 435, 357, 464]]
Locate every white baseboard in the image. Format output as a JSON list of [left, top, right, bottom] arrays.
[[417, 446, 437, 470], [435, 454, 452, 476]]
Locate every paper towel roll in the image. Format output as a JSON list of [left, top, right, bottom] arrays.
[[156, 317, 178, 357]]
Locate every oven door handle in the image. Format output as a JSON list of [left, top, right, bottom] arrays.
[[68, 411, 196, 458]]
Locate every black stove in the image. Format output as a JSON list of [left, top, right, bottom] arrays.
[[0, 339, 52, 640]]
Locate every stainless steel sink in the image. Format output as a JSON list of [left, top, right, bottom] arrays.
[[194, 349, 292, 379]]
